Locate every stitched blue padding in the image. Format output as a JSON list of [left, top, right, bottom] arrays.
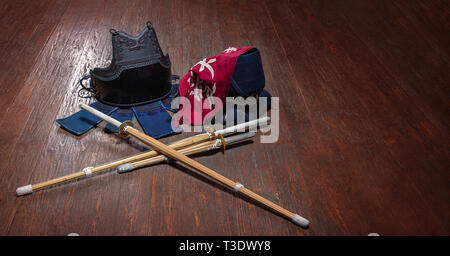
[[104, 108, 135, 133], [132, 101, 180, 139], [56, 102, 117, 136]]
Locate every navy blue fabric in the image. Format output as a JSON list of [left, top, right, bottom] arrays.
[[230, 48, 265, 97], [132, 101, 179, 139], [104, 108, 135, 133], [161, 82, 179, 112], [222, 90, 271, 125], [223, 108, 249, 125], [224, 49, 270, 126], [259, 89, 272, 114], [56, 102, 117, 136]]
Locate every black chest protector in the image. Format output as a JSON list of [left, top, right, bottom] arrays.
[[86, 22, 172, 107]]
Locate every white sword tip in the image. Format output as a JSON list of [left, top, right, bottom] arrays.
[[117, 163, 134, 174], [292, 214, 310, 228], [16, 185, 33, 196]]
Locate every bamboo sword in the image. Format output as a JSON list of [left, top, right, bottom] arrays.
[[117, 132, 255, 173], [16, 118, 268, 196], [79, 103, 310, 228]]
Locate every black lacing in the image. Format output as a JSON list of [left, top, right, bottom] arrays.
[[77, 75, 96, 98]]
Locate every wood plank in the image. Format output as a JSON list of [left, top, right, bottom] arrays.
[[2, 0, 105, 235], [0, 0, 448, 235], [264, 0, 450, 235], [0, 0, 56, 120]]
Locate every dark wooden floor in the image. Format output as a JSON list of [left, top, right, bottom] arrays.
[[0, 0, 448, 236]]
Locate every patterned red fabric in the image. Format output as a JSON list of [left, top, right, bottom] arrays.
[[178, 46, 255, 125]]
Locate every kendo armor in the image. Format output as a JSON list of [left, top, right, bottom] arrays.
[[58, 22, 180, 138]]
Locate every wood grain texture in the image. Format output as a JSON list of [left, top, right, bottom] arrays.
[[0, 0, 448, 235]]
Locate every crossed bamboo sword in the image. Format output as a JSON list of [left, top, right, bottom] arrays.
[[16, 104, 310, 228]]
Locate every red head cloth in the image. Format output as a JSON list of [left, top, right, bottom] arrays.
[[178, 46, 255, 125]]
